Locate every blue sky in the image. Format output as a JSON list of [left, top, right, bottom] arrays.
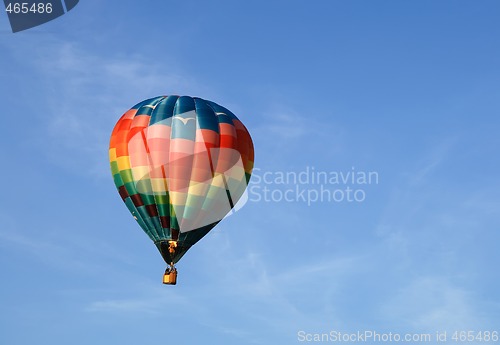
[[1, 1, 499, 344]]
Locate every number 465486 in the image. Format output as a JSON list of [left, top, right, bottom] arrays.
[[452, 331, 499, 342], [5, 2, 53, 14]]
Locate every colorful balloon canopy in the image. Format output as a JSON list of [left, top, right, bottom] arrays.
[[109, 96, 254, 266]]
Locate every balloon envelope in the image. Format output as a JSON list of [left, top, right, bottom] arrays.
[[109, 96, 254, 264]]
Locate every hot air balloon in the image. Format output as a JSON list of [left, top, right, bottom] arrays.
[[109, 96, 254, 284]]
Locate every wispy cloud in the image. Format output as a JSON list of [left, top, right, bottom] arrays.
[[370, 136, 500, 331], [194, 231, 363, 330], [405, 136, 458, 186], [0, 212, 135, 275], [85, 282, 198, 316], [375, 137, 459, 249], [382, 275, 487, 331], [83, 227, 362, 340], [40, 42, 192, 178], [251, 104, 346, 171], [1, 35, 202, 178], [254, 105, 344, 143]]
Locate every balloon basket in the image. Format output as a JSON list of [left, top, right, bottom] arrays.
[[163, 268, 177, 285]]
